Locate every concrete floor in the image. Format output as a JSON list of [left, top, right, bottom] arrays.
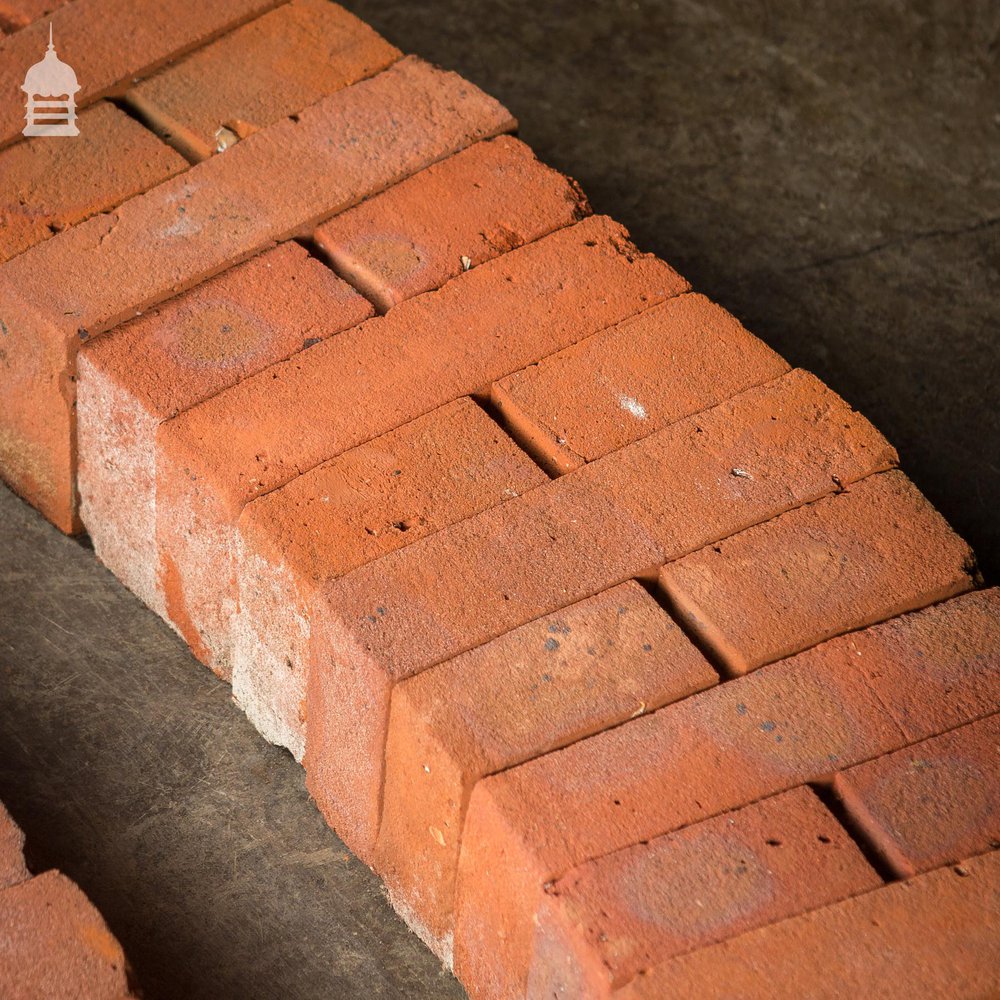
[[0, 2, 996, 998]]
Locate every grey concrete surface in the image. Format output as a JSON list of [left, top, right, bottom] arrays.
[[1, 3, 997, 999], [0, 486, 464, 999]]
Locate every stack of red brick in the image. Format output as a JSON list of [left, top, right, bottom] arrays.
[[0, 801, 135, 998], [1, 2, 998, 997]]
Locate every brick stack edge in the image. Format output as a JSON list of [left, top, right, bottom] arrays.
[[1, 3, 997, 998], [0, 801, 135, 997]]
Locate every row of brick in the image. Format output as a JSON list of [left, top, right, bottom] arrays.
[[0, 801, 134, 998], [1, 34, 512, 531]]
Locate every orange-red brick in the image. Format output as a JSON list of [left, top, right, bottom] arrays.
[[78, 242, 371, 612], [304, 369, 894, 865], [0, 803, 27, 890], [617, 852, 1000, 999], [452, 589, 1000, 999], [834, 713, 1000, 877], [315, 135, 589, 311], [0, 101, 186, 264], [374, 581, 717, 961], [527, 787, 880, 999], [154, 215, 684, 677], [659, 470, 975, 675], [492, 292, 788, 474], [126, 0, 400, 160], [0, 55, 513, 532], [231, 397, 548, 759]]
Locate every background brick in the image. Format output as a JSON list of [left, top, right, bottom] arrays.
[[125, 0, 400, 160], [0, 102, 186, 264]]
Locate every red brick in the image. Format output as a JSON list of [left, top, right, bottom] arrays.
[[154, 215, 685, 676], [0, 0, 282, 149], [0, 101, 186, 264], [0, 803, 27, 889], [452, 590, 1000, 999], [527, 786, 880, 999], [231, 396, 548, 760], [0, 55, 513, 532], [374, 581, 717, 962], [77, 242, 371, 613], [0, 870, 129, 999], [834, 713, 1000, 877], [126, 0, 400, 160], [660, 470, 976, 675], [617, 851, 1000, 1000], [315, 135, 589, 312], [0, 0, 71, 32], [492, 293, 789, 474], [304, 369, 894, 863]]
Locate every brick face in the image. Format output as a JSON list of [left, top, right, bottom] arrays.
[[0, 102, 187, 264], [126, 0, 401, 160], [315, 136, 590, 311]]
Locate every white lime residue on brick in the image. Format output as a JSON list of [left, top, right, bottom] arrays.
[[618, 394, 647, 420]]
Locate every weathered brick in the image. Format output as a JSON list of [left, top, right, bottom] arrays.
[[0, 55, 513, 532], [374, 581, 717, 962], [834, 713, 1000, 877], [304, 369, 894, 864], [492, 293, 789, 474], [0, 0, 71, 32], [126, 0, 400, 160], [315, 135, 589, 311], [0, 870, 129, 999], [231, 397, 547, 760], [154, 215, 685, 676], [660, 470, 976, 675], [0, 102, 186, 264], [526, 786, 880, 999], [452, 590, 1000, 999], [0, 803, 27, 889], [78, 242, 371, 612], [617, 852, 1000, 1000], [0, 0, 282, 149]]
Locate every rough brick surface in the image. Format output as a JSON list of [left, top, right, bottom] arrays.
[[231, 397, 547, 759], [834, 713, 1000, 877], [618, 852, 1000, 1000], [154, 215, 684, 676], [0, 803, 27, 890], [0, 0, 71, 32], [0, 55, 513, 532], [452, 590, 1000, 999], [304, 369, 894, 864], [78, 242, 370, 612], [0, 0, 282, 148], [126, 0, 400, 160], [0, 101, 186, 264], [374, 581, 717, 962], [315, 135, 589, 311], [0, 870, 130, 999], [660, 469, 976, 675], [527, 787, 880, 999], [492, 292, 789, 474]]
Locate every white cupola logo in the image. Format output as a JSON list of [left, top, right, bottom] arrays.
[[21, 24, 80, 137]]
